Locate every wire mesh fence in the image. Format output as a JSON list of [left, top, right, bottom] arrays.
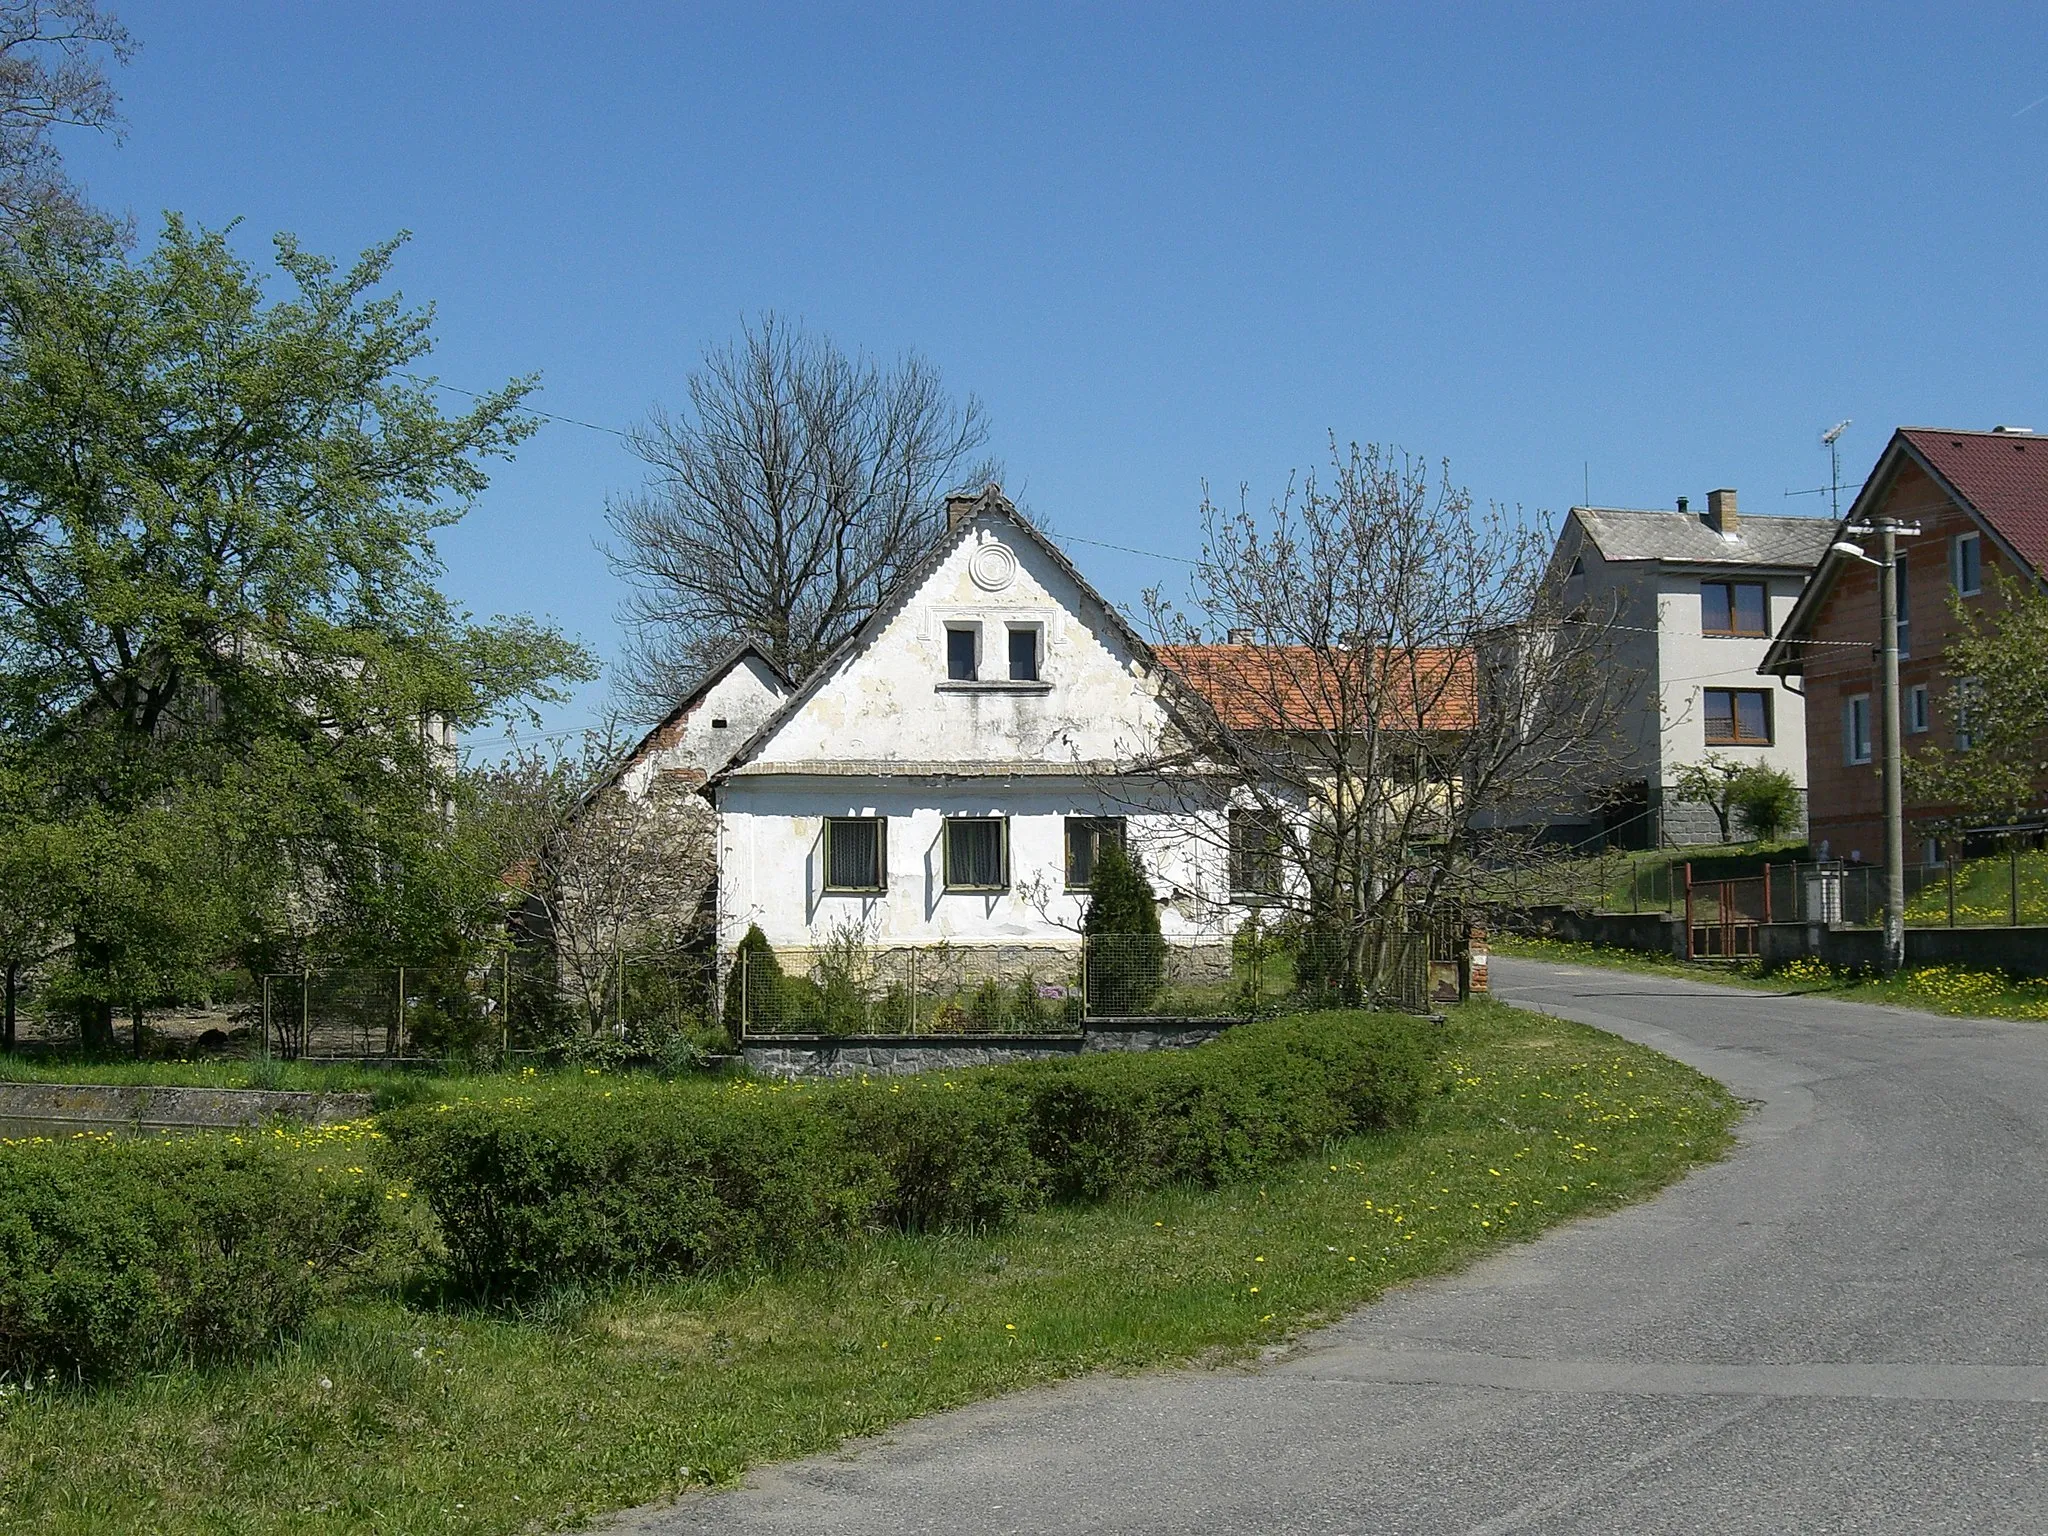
[[733, 927, 1439, 1036]]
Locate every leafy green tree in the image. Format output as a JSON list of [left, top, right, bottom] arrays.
[[1906, 572, 2048, 836], [1081, 840, 1162, 1013], [0, 216, 594, 1048], [1730, 764, 1800, 842]]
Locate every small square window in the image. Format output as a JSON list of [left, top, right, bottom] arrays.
[[943, 817, 1008, 890], [1704, 688, 1772, 745], [1008, 627, 1040, 682], [1953, 533, 1982, 597], [1064, 816, 1125, 888], [946, 626, 977, 681], [1702, 581, 1769, 637], [823, 817, 886, 892]]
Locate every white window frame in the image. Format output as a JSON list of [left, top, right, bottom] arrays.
[[1955, 676, 1981, 752], [945, 623, 980, 681], [1894, 551, 1909, 658], [1952, 532, 1982, 597], [1844, 694, 1872, 765], [1006, 622, 1043, 682], [1906, 683, 1930, 735]]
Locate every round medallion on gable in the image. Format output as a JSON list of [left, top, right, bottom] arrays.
[[967, 540, 1018, 592]]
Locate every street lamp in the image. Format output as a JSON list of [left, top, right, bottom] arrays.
[[1831, 519, 1921, 973]]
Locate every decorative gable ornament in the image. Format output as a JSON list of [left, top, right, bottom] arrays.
[[968, 540, 1018, 592]]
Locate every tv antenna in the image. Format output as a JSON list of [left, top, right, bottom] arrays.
[[1784, 419, 1853, 518]]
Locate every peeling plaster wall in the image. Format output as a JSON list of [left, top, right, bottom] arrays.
[[621, 655, 790, 798], [716, 777, 1232, 952]]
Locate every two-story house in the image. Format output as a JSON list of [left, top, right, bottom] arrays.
[[1760, 426, 2048, 863], [1548, 491, 1833, 845]]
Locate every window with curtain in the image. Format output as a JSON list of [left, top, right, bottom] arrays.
[[1701, 581, 1769, 636], [943, 817, 1008, 890], [823, 817, 886, 891], [1704, 688, 1772, 745], [1063, 816, 1125, 887]]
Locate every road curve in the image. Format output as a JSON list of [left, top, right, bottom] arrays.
[[619, 957, 2048, 1534]]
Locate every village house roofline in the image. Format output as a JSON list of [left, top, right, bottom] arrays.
[[1153, 643, 1478, 734], [1566, 505, 1835, 570], [1760, 426, 2048, 679], [719, 758, 1238, 780], [701, 485, 1208, 795], [590, 638, 792, 800]]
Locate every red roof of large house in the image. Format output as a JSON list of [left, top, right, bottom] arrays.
[[1155, 644, 1477, 734], [1899, 427, 2048, 575]]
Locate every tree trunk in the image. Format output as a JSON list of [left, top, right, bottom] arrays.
[[75, 934, 117, 1053], [3, 962, 15, 1052], [131, 1000, 145, 1059]]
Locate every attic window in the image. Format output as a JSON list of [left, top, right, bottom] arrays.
[[946, 626, 978, 681]]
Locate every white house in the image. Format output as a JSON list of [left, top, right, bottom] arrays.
[[704, 487, 1240, 970], [1549, 490, 1833, 845]]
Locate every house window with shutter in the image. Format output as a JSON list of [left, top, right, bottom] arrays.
[[943, 817, 1009, 891], [823, 817, 887, 892]]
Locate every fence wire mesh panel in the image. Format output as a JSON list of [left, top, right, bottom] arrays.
[[737, 947, 1084, 1036], [260, 964, 545, 1061], [1085, 930, 1433, 1020]]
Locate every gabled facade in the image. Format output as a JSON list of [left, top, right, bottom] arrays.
[[1761, 426, 2048, 862], [605, 641, 792, 800], [704, 488, 1236, 965], [1549, 491, 1832, 845]]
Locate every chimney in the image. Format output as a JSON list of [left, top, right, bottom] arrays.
[[1706, 488, 1738, 535], [1226, 627, 1253, 645], [1676, 496, 1688, 515], [945, 491, 979, 530]]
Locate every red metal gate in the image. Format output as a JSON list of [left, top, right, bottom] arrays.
[[1685, 871, 1768, 961]]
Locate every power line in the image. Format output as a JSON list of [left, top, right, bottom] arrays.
[[398, 373, 634, 440]]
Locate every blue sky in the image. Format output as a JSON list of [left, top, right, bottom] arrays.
[[66, 2, 2048, 747]]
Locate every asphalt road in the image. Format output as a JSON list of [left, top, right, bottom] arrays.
[[621, 958, 2048, 1534]]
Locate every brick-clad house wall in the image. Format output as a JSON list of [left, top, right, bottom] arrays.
[[1794, 459, 2028, 861]]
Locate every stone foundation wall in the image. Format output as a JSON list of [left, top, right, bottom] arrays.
[[0, 1082, 374, 1128], [741, 1018, 1234, 1079]]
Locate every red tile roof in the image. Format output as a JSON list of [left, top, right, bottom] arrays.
[[1899, 428, 2048, 575], [1156, 645, 1476, 734]]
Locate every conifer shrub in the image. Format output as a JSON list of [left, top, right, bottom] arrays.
[[721, 924, 783, 1032], [1082, 841, 1165, 1014]]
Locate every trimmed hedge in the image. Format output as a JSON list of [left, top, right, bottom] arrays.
[[383, 1010, 1437, 1300], [0, 1137, 392, 1382]]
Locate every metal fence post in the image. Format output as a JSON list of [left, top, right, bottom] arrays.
[[1947, 854, 1956, 929], [2011, 843, 2021, 928]]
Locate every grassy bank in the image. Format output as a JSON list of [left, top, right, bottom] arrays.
[[0, 999, 1738, 1536], [1495, 933, 2048, 1023]]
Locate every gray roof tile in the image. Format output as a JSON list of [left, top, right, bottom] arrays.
[[1573, 507, 1834, 569]]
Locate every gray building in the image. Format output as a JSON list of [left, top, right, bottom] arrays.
[[1549, 490, 1834, 847]]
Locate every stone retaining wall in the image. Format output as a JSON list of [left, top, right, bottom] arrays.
[[0, 1082, 374, 1128], [741, 1018, 1234, 1079]]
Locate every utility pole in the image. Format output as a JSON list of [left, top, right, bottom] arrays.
[[1877, 514, 1906, 974], [1831, 513, 1920, 975]]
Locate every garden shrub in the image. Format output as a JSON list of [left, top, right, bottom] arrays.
[[0, 1136, 393, 1382], [384, 1009, 1440, 1300]]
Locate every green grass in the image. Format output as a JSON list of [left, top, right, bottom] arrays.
[[1486, 840, 1808, 915], [0, 999, 1738, 1536], [1902, 849, 2048, 928], [1494, 933, 2048, 1023]]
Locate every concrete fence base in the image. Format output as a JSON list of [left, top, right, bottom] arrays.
[[0, 1082, 374, 1130], [741, 1018, 1235, 1079]]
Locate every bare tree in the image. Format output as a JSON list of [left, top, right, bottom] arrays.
[[472, 731, 718, 1034], [0, 0, 133, 231], [606, 313, 993, 711], [1136, 440, 1631, 997]]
